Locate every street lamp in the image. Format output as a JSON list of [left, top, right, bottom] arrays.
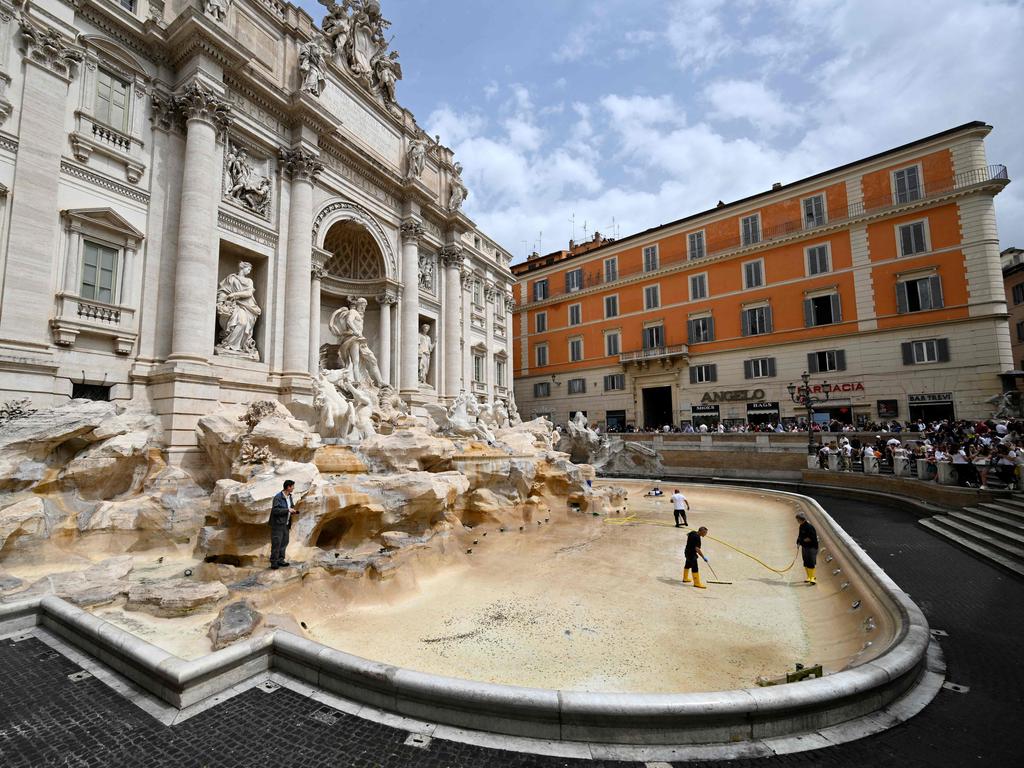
[[787, 371, 831, 456]]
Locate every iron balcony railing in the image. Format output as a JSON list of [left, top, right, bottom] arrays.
[[619, 343, 689, 363], [519, 164, 1009, 308]]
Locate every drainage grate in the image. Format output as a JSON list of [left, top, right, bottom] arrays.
[[68, 671, 92, 682], [11, 633, 33, 643], [942, 681, 969, 694], [404, 733, 432, 749], [309, 707, 341, 726], [258, 681, 281, 694]]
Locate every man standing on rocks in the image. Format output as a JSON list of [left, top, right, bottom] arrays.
[[269, 480, 298, 569]]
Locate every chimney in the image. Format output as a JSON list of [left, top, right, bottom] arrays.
[[771, 182, 782, 190]]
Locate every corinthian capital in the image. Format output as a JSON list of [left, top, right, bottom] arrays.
[[19, 19, 84, 79], [377, 290, 399, 306], [439, 244, 464, 269], [150, 90, 182, 132], [177, 82, 232, 130], [280, 146, 324, 181], [400, 219, 425, 244]]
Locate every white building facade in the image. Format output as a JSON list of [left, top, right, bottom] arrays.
[[0, 0, 514, 459]]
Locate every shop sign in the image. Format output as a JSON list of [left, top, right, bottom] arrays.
[[877, 399, 900, 418], [701, 389, 765, 403], [691, 404, 721, 414], [908, 392, 953, 404], [746, 401, 780, 414], [806, 382, 865, 395]]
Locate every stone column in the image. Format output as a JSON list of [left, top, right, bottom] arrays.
[[280, 147, 323, 376], [168, 83, 231, 363], [377, 291, 397, 386], [399, 220, 424, 396], [460, 265, 474, 389], [440, 246, 464, 399], [309, 263, 324, 374], [0, 21, 83, 350]]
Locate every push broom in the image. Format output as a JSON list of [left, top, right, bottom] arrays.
[[705, 560, 732, 585]]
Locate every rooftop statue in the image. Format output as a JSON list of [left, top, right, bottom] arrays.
[[298, 36, 327, 97]]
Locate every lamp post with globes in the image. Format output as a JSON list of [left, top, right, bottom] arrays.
[[787, 371, 831, 457]]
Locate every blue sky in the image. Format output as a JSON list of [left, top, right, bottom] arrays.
[[297, 0, 1024, 263]]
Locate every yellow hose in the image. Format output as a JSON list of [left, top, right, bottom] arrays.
[[605, 515, 799, 574]]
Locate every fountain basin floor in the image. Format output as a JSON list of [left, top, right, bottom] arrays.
[[66, 480, 877, 694]]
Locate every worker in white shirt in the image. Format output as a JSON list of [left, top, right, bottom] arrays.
[[670, 489, 689, 527]]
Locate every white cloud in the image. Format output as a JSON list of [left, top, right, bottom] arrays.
[[552, 23, 595, 63], [704, 78, 800, 132], [665, 0, 736, 73]]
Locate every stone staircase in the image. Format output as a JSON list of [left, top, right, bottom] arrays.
[[920, 497, 1024, 577]]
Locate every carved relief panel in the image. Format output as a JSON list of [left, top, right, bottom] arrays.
[[223, 139, 272, 219]]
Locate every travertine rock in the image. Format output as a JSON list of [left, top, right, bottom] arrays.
[[356, 427, 456, 473], [61, 430, 154, 500], [0, 497, 46, 553], [0, 400, 119, 492], [126, 578, 229, 617], [208, 599, 262, 649], [196, 405, 248, 480], [11, 556, 134, 607], [212, 461, 319, 526], [248, 415, 321, 463]]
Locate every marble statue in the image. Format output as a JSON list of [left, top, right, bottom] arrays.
[[442, 392, 495, 444], [372, 49, 402, 103], [508, 395, 522, 426], [205, 0, 228, 22], [418, 252, 434, 292], [449, 161, 468, 211], [226, 144, 271, 215], [339, 372, 376, 441], [377, 384, 410, 424], [563, 411, 604, 464], [299, 37, 327, 97], [493, 400, 509, 429], [329, 297, 383, 387], [313, 368, 355, 439], [406, 136, 427, 179], [321, 0, 352, 53], [215, 261, 260, 360], [417, 324, 434, 384]]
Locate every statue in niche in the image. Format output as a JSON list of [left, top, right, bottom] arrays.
[[406, 135, 428, 179], [371, 49, 402, 103], [418, 252, 434, 292], [226, 143, 271, 216], [449, 162, 468, 211], [298, 37, 327, 97], [215, 261, 261, 360], [329, 297, 383, 387], [417, 324, 434, 384]]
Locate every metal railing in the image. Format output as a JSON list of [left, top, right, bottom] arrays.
[[619, 343, 689, 363], [517, 164, 1008, 308]]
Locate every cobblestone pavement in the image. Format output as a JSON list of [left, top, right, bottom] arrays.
[[1, 493, 1022, 767]]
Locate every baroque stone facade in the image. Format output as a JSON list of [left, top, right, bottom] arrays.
[[0, 0, 514, 459]]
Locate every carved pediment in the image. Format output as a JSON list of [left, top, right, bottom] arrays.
[[61, 207, 145, 241]]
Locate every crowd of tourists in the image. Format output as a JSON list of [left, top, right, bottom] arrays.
[[816, 418, 1024, 489]]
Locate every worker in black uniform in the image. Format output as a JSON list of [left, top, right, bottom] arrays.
[[683, 525, 709, 589], [795, 511, 818, 584]]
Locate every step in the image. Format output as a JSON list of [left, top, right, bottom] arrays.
[[919, 518, 1024, 578], [976, 502, 1024, 524], [957, 507, 1024, 533], [925, 515, 1024, 561], [996, 497, 1024, 511], [947, 511, 1024, 547]]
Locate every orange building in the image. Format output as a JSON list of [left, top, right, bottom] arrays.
[[512, 122, 1012, 430]]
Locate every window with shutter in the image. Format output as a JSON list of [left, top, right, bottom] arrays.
[[533, 280, 548, 301], [743, 260, 764, 288], [807, 244, 830, 275], [604, 295, 618, 318], [803, 194, 826, 227], [688, 231, 706, 259], [568, 378, 586, 394], [743, 360, 753, 379], [80, 241, 119, 303], [689, 273, 707, 300], [893, 166, 922, 203], [806, 294, 839, 326], [643, 246, 659, 272], [898, 221, 928, 256], [605, 332, 620, 356], [565, 269, 583, 293], [604, 258, 618, 282], [535, 312, 547, 332], [95, 70, 131, 132], [644, 285, 660, 309], [901, 342, 914, 365], [741, 214, 760, 246], [568, 304, 582, 326], [899, 275, 943, 313]]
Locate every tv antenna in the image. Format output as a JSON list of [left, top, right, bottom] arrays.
[[568, 213, 576, 243], [605, 216, 620, 239], [582, 220, 589, 241]]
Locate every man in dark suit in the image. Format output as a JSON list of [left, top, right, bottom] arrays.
[[269, 480, 298, 569]]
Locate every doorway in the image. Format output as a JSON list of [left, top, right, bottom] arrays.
[[642, 386, 673, 429]]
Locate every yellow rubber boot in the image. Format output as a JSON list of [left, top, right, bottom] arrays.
[[682, 568, 692, 583], [807, 567, 816, 585], [693, 572, 707, 589]]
